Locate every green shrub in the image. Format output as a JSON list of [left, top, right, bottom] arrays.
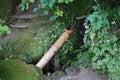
[[19, 0, 74, 20], [0, 19, 52, 63]]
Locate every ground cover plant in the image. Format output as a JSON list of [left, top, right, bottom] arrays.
[[75, 7, 120, 80]]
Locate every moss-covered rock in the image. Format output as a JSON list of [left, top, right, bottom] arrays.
[[0, 59, 44, 80], [0, 29, 48, 63], [0, 0, 20, 20], [0, 17, 53, 63]]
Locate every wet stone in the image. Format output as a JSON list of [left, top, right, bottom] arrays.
[[50, 71, 66, 80], [65, 67, 79, 76]]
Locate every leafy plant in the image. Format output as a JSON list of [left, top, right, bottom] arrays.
[[76, 7, 120, 80], [0, 19, 11, 36], [0, 19, 11, 50], [0, 24, 10, 36], [19, 0, 73, 20]]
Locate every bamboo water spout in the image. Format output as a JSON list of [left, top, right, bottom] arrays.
[[36, 24, 76, 69]]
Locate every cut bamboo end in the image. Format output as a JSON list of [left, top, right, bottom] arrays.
[[36, 45, 58, 69]]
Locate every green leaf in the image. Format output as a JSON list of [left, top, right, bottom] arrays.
[[26, 3, 29, 10], [29, 0, 35, 3], [0, 46, 2, 51], [7, 30, 11, 35], [44, 10, 49, 15], [21, 5, 25, 11], [87, 14, 95, 23], [65, 0, 73, 4], [50, 14, 58, 21], [58, 0, 64, 3], [33, 7, 39, 13], [55, 7, 63, 17], [49, 2, 54, 8]]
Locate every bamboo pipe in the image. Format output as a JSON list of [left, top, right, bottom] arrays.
[[36, 28, 75, 69]]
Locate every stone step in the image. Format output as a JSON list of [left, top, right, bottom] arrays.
[[9, 22, 30, 28], [13, 13, 48, 19], [13, 14, 37, 19]]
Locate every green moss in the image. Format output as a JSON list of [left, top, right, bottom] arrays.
[[0, 59, 44, 80], [0, 16, 56, 64]]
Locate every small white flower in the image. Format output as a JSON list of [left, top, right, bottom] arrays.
[[111, 21, 116, 24], [106, 40, 109, 42], [115, 49, 117, 51]]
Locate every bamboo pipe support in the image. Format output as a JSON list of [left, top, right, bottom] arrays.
[[36, 29, 74, 69]]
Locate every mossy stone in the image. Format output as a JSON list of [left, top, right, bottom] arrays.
[[0, 59, 44, 80]]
